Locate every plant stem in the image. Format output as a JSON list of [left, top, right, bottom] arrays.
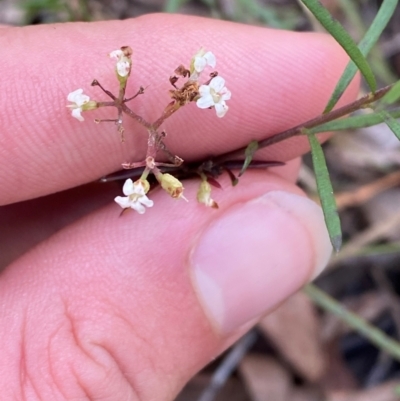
[[212, 84, 393, 164], [304, 283, 400, 361], [120, 103, 152, 129], [152, 102, 181, 130]]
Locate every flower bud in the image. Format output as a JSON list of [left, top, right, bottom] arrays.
[[109, 46, 133, 84], [67, 89, 97, 122], [159, 173, 185, 199], [197, 179, 218, 209], [189, 47, 216, 80], [139, 178, 151, 194], [81, 100, 98, 111]]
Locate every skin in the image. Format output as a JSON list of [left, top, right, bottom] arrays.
[[0, 14, 359, 401]]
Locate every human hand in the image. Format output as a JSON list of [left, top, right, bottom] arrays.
[[0, 14, 358, 400]]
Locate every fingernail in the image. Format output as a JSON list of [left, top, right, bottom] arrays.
[[190, 191, 332, 334]]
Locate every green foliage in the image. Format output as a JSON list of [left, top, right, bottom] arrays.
[[309, 109, 400, 133], [300, 0, 377, 94], [164, 0, 190, 13], [304, 284, 400, 362], [379, 79, 400, 106], [324, 0, 398, 113], [21, 0, 66, 21], [306, 130, 342, 252], [20, 0, 89, 22], [380, 110, 400, 140], [232, 0, 299, 29]]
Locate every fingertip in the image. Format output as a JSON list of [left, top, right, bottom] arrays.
[[190, 188, 331, 334]]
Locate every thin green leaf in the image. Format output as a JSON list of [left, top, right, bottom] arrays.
[[380, 79, 400, 106], [309, 108, 400, 133], [239, 140, 259, 177], [164, 0, 189, 12], [380, 110, 400, 140], [300, 0, 376, 95], [324, 0, 398, 113], [304, 284, 400, 362], [306, 130, 342, 251]]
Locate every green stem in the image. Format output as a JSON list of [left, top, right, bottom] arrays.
[[304, 284, 400, 361]]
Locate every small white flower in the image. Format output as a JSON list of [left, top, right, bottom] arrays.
[[67, 89, 90, 122], [114, 179, 154, 214], [109, 49, 131, 78], [196, 76, 231, 118], [193, 48, 216, 74]]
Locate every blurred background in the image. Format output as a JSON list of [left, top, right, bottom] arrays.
[[2, 1, 400, 400]]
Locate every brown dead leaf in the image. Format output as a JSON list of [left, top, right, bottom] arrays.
[[290, 386, 322, 401], [258, 291, 326, 382], [239, 355, 291, 401], [176, 373, 250, 401], [319, 340, 358, 392], [328, 380, 400, 401]]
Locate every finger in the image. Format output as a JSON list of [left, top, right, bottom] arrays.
[[0, 165, 302, 279], [0, 14, 358, 205], [0, 172, 332, 400], [0, 158, 300, 269], [0, 181, 119, 270]]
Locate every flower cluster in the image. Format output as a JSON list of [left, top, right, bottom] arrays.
[[169, 47, 231, 118], [67, 46, 231, 214], [191, 48, 231, 118]]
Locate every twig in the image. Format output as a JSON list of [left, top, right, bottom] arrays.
[[329, 209, 400, 267], [335, 169, 400, 211], [196, 330, 257, 401]]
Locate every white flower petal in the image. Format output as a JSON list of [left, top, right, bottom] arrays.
[[75, 94, 90, 107], [71, 107, 84, 122], [197, 94, 215, 109], [194, 57, 207, 73], [221, 89, 231, 101], [115, 179, 153, 213], [114, 196, 132, 209], [214, 102, 229, 118], [204, 51, 216, 68], [131, 202, 146, 214], [67, 89, 83, 102], [109, 49, 123, 60], [209, 76, 225, 92], [68, 89, 90, 108], [199, 85, 212, 97], [117, 60, 130, 77], [122, 179, 135, 196], [139, 196, 154, 208]]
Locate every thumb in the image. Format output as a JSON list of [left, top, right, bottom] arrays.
[[0, 171, 332, 401]]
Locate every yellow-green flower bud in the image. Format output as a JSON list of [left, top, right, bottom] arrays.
[[197, 179, 218, 209], [160, 173, 185, 199], [81, 100, 98, 111]]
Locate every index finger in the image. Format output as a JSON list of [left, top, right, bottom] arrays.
[[0, 14, 359, 205]]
